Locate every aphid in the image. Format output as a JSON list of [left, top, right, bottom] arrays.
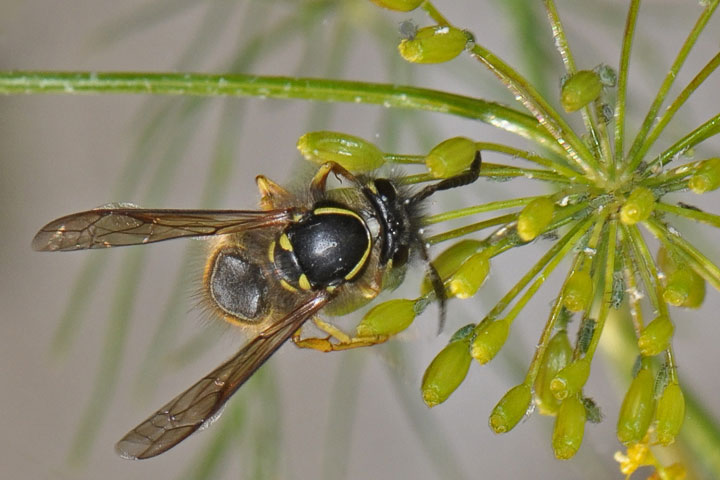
[[32, 153, 482, 459]]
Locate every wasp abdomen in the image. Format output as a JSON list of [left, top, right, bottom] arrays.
[[209, 248, 268, 321]]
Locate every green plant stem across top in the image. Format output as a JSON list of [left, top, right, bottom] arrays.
[[0, 71, 563, 155]]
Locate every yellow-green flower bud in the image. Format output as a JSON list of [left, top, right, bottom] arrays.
[[297, 131, 384, 172], [421, 339, 472, 407], [656, 245, 676, 275], [620, 186, 655, 225], [617, 366, 655, 445], [552, 395, 586, 460], [449, 252, 490, 299], [356, 299, 416, 337], [550, 358, 591, 401], [655, 382, 685, 446], [470, 319, 509, 364], [637, 315, 674, 357], [421, 240, 483, 295], [369, 0, 423, 12], [689, 158, 720, 194], [534, 330, 573, 415], [563, 270, 593, 312], [489, 384, 532, 434], [517, 197, 555, 242], [663, 267, 706, 309], [425, 137, 477, 178], [398, 25, 469, 64], [560, 70, 603, 113]]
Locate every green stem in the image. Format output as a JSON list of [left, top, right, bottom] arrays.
[[423, 195, 544, 225], [622, 0, 719, 177], [0, 71, 561, 153], [655, 202, 720, 229], [613, 0, 640, 178], [475, 142, 587, 182], [584, 219, 617, 359]]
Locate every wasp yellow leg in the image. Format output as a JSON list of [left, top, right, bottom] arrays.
[[292, 317, 389, 352], [309, 162, 360, 195], [256, 175, 292, 210]]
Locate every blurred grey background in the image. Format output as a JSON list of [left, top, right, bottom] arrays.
[[1, 0, 719, 479]]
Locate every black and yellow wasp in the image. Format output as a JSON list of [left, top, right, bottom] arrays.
[[32, 153, 481, 459]]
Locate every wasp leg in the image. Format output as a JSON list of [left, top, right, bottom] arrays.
[[309, 162, 361, 196], [256, 175, 292, 210], [292, 317, 389, 352]]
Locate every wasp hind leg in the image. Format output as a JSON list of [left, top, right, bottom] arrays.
[[292, 317, 389, 352]]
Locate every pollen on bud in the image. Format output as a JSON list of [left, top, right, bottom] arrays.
[[356, 299, 417, 337], [297, 131, 384, 172], [421, 338, 472, 407], [655, 382, 685, 446], [617, 366, 656, 445], [688, 158, 720, 194], [398, 25, 469, 64], [534, 330, 573, 416], [425, 137, 477, 178], [637, 315, 674, 357], [552, 395, 586, 460], [560, 70, 603, 113], [422, 240, 483, 295], [663, 267, 706, 309], [449, 252, 490, 299], [563, 270, 593, 312], [368, 0, 423, 11], [620, 186, 655, 225], [470, 319, 509, 364], [517, 197, 555, 242], [550, 359, 591, 401], [489, 384, 532, 434]]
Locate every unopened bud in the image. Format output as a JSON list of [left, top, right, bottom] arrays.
[[356, 299, 417, 337], [552, 395, 586, 459], [517, 197, 555, 242], [561, 70, 603, 113], [689, 158, 720, 194], [637, 315, 674, 357], [425, 137, 477, 178], [449, 252, 490, 299], [534, 330, 573, 415], [297, 131, 384, 172], [489, 384, 532, 434], [550, 359, 591, 401], [470, 319, 509, 364], [617, 366, 655, 445], [398, 25, 469, 64], [563, 270, 593, 312], [421, 338, 472, 407], [655, 382, 685, 446], [620, 186, 655, 225]]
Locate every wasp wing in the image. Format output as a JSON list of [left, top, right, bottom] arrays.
[[32, 207, 298, 251], [115, 293, 330, 460]]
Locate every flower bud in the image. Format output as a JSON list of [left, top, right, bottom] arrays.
[[637, 315, 674, 357], [489, 384, 532, 434], [563, 270, 593, 312], [470, 319, 509, 364], [398, 25, 469, 64], [655, 382, 685, 446], [689, 158, 720, 194], [421, 338, 472, 407], [355, 299, 417, 337], [425, 137, 477, 178], [663, 267, 706, 309], [617, 366, 655, 445], [550, 358, 591, 401], [534, 330, 573, 415], [552, 395, 586, 459], [620, 186, 655, 225], [449, 252, 490, 299], [517, 197, 555, 242], [560, 70, 603, 113], [368, 0, 423, 11], [421, 240, 483, 295], [297, 131, 384, 172]]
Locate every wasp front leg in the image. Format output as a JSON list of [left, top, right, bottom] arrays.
[[292, 317, 389, 352], [309, 162, 361, 196]]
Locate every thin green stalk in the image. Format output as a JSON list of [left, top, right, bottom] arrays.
[[643, 217, 720, 291], [483, 214, 596, 321], [643, 112, 720, 176], [635, 52, 720, 175], [613, 0, 640, 177], [623, 0, 720, 177], [543, 0, 601, 156], [475, 142, 588, 182], [423, 195, 546, 225], [0, 71, 561, 153], [479, 162, 575, 184], [655, 202, 720, 229], [582, 219, 616, 359], [426, 213, 517, 245]]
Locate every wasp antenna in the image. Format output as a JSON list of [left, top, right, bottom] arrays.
[[416, 237, 447, 334], [410, 151, 482, 205]]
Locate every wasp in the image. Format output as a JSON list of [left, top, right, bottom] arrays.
[[32, 153, 482, 459]]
